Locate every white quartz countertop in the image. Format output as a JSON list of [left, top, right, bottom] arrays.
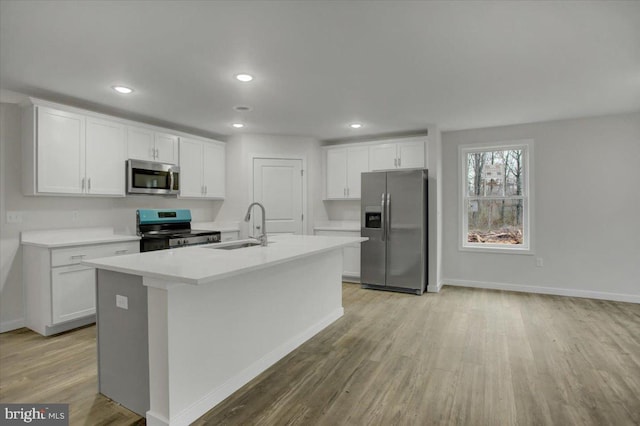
[[313, 221, 360, 232], [21, 227, 140, 248], [84, 234, 366, 286]]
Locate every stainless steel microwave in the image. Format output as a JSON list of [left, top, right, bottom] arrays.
[[127, 159, 180, 195]]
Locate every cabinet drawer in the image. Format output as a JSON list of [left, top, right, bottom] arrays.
[[51, 241, 139, 267]]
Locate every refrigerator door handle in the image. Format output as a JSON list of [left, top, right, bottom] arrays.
[[381, 193, 386, 241], [386, 193, 391, 238]]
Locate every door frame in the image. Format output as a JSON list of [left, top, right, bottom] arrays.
[[248, 153, 308, 235]]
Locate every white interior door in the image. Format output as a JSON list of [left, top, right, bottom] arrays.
[[252, 158, 303, 235]]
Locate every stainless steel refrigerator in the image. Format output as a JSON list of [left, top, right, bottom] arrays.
[[361, 169, 428, 295]]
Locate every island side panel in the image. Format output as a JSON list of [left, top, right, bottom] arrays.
[[96, 270, 149, 417], [146, 285, 171, 426], [148, 248, 343, 426]]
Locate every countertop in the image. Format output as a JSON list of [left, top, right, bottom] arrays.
[[84, 234, 366, 286], [21, 227, 140, 248], [313, 221, 360, 232]]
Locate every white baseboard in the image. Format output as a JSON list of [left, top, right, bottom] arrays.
[[145, 411, 170, 426], [0, 318, 24, 333], [428, 279, 443, 293], [168, 307, 345, 426], [443, 279, 640, 304]]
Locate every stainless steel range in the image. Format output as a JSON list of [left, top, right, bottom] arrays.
[[137, 209, 221, 252]]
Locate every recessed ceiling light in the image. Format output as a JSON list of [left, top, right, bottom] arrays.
[[112, 85, 133, 94], [235, 74, 254, 82], [234, 105, 252, 111], [349, 123, 363, 129], [232, 123, 245, 128]]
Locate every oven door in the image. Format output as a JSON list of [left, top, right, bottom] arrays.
[[127, 159, 180, 195]]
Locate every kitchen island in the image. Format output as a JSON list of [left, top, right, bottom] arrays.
[[84, 234, 366, 426]]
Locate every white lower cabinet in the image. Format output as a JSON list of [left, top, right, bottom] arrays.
[[314, 230, 360, 282], [24, 240, 139, 336], [51, 264, 96, 324]]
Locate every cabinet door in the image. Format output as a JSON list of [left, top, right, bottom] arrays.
[[127, 126, 155, 161], [86, 117, 126, 196], [179, 137, 204, 198], [202, 142, 225, 199], [369, 143, 397, 171], [37, 107, 85, 194], [397, 140, 425, 169], [325, 148, 347, 199], [343, 245, 361, 280], [346, 146, 369, 199], [314, 230, 361, 281], [51, 264, 96, 324], [155, 132, 178, 163]]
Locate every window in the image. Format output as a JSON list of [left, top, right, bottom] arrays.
[[459, 140, 533, 253]]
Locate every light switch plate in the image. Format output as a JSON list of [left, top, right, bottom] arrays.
[[116, 294, 128, 310], [6, 211, 22, 224]]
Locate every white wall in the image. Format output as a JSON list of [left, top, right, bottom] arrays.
[[0, 103, 222, 331], [215, 133, 327, 237], [442, 112, 640, 302]]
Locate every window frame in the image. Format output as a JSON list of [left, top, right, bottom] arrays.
[[458, 139, 534, 254]]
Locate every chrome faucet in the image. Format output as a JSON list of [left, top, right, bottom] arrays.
[[244, 202, 268, 246]]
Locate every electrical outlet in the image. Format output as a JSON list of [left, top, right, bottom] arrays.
[[6, 211, 22, 224], [72, 211, 80, 222], [536, 258, 544, 267], [116, 295, 128, 310]]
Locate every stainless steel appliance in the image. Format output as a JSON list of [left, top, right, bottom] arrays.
[[127, 159, 180, 195], [361, 169, 428, 295], [137, 209, 220, 252]]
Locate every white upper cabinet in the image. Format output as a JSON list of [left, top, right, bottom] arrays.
[[397, 140, 425, 169], [36, 107, 85, 194], [22, 98, 222, 198], [326, 148, 348, 199], [325, 145, 369, 199], [345, 146, 369, 199], [369, 138, 426, 171], [154, 132, 179, 163], [26, 106, 125, 196], [202, 142, 225, 199], [127, 126, 178, 164], [85, 117, 126, 195], [178, 137, 203, 198], [369, 144, 397, 171], [179, 137, 225, 199], [126, 126, 155, 161]]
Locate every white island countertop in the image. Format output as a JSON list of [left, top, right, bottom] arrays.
[[84, 234, 366, 286]]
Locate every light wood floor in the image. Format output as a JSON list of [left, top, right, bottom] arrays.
[[1, 284, 639, 425]]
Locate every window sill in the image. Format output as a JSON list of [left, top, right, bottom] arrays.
[[459, 244, 534, 255]]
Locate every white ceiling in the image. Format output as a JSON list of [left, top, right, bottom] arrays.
[[1, 1, 638, 141]]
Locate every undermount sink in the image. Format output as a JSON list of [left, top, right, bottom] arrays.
[[212, 241, 262, 250], [206, 240, 273, 250]]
